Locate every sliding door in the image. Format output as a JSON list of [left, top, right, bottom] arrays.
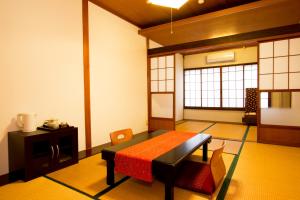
[[148, 55, 175, 131]]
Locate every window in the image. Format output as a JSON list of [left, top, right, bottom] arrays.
[[260, 92, 269, 108], [222, 65, 244, 108], [184, 63, 258, 109], [202, 68, 220, 107]]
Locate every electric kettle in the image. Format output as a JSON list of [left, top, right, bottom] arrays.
[[17, 113, 37, 132]]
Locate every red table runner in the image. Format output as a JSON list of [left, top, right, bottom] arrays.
[[114, 131, 197, 182]]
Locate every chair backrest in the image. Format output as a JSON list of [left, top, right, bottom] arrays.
[[210, 141, 226, 188], [110, 128, 133, 145]]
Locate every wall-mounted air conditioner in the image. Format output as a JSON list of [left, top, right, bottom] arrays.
[[206, 51, 235, 64]]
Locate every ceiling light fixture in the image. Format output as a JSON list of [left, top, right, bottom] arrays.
[[148, 0, 189, 9]]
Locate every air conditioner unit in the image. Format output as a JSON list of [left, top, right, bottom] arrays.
[[206, 51, 235, 64]]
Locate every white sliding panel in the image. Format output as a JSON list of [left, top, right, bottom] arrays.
[[290, 38, 300, 55], [151, 94, 173, 118], [274, 74, 288, 89], [260, 74, 273, 90], [259, 42, 273, 58], [274, 40, 288, 57]]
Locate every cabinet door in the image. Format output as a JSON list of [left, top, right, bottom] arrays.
[[25, 134, 53, 180], [53, 128, 78, 169]]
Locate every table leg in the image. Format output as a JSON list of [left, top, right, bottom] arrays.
[[165, 182, 174, 200], [203, 142, 208, 161], [106, 160, 115, 185]]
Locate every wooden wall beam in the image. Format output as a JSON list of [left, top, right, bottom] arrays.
[[148, 24, 300, 56], [82, 0, 92, 150]]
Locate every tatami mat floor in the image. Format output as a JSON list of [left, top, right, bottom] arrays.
[[1, 122, 299, 200], [0, 177, 90, 200], [47, 153, 124, 196], [226, 142, 300, 200]]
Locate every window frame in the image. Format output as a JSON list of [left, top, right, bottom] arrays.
[[184, 62, 258, 111]]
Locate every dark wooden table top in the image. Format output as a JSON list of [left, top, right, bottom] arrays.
[[101, 130, 211, 166]]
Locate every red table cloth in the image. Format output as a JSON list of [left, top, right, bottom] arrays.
[[114, 131, 196, 182]]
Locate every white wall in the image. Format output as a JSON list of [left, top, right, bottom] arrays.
[[184, 47, 258, 123], [176, 54, 184, 121], [184, 109, 245, 123], [184, 46, 258, 68], [261, 92, 300, 126], [0, 0, 85, 176], [89, 2, 148, 147], [149, 40, 163, 49]]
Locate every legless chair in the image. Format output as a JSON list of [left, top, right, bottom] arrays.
[[110, 128, 133, 145], [175, 141, 226, 198]]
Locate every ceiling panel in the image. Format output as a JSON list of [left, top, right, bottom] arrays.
[[91, 0, 258, 28], [140, 0, 300, 46]]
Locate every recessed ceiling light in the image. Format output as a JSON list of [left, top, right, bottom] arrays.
[[148, 0, 189, 9]]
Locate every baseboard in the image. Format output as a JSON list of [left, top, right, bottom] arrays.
[[258, 125, 300, 147], [183, 118, 244, 125], [0, 173, 9, 187]]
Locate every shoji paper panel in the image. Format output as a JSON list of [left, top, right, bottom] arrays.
[[150, 55, 174, 92], [260, 74, 273, 90], [274, 40, 288, 57], [290, 73, 300, 89], [274, 74, 288, 89], [290, 38, 300, 55], [151, 94, 173, 118], [259, 42, 273, 58], [274, 57, 288, 73], [259, 58, 273, 74], [259, 37, 300, 90], [289, 55, 300, 72]]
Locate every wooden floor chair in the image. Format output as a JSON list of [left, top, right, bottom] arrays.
[[110, 128, 133, 145], [175, 141, 226, 199]]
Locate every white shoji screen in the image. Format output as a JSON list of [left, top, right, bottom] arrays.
[[259, 37, 300, 90], [150, 55, 175, 92]]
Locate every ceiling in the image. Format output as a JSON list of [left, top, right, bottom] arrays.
[[91, 0, 300, 47], [91, 0, 258, 28]]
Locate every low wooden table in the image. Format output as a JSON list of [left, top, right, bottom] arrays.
[[101, 130, 212, 200]]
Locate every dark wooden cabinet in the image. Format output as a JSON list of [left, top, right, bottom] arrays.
[[8, 127, 78, 181]]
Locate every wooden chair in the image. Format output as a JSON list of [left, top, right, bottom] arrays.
[[110, 128, 133, 145], [175, 141, 226, 198]]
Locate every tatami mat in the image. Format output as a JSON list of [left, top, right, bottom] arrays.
[[99, 152, 234, 200], [225, 142, 300, 200], [204, 123, 247, 141], [47, 154, 124, 196], [245, 126, 257, 142], [199, 139, 242, 155], [176, 121, 214, 133], [0, 177, 91, 200]]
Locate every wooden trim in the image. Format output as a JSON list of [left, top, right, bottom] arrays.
[[150, 117, 174, 121], [173, 54, 176, 129], [82, 0, 92, 150], [88, 0, 141, 28], [182, 41, 258, 56], [148, 25, 300, 56], [147, 56, 151, 131], [258, 125, 300, 147], [259, 89, 300, 92], [0, 174, 9, 187], [184, 107, 245, 111], [260, 124, 300, 130], [183, 119, 244, 125], [272, 42, 274, 90]]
